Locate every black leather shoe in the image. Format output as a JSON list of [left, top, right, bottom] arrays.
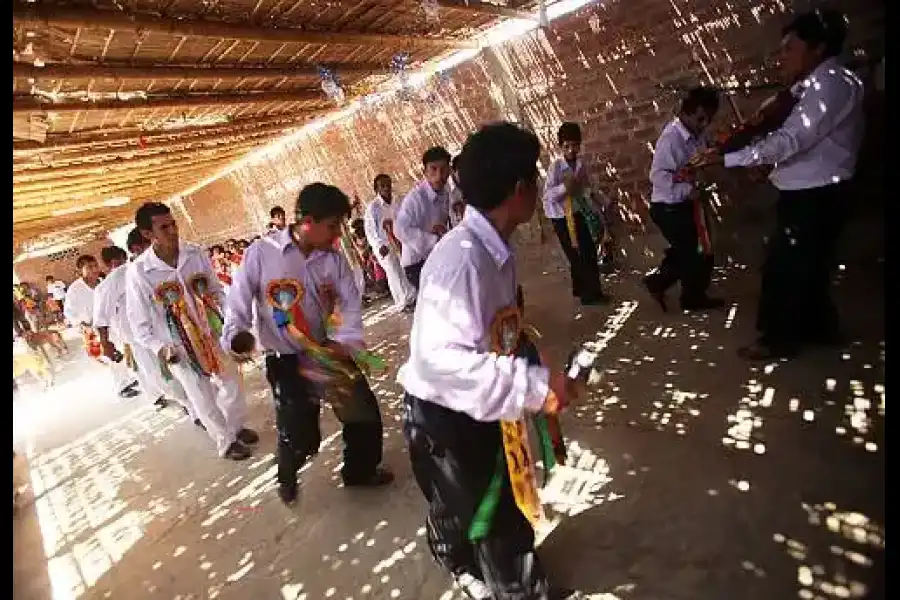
[[681, 297, 726, 311], [237, 428, 259, 445], [224, 441, 253, 461], [642, 275, 668, 312], [343, 466, 394, 487], [278, 481, 299, 505]]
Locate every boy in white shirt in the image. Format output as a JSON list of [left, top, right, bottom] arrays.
[[394, 146, 452, 290], [398, 122, 579, 599], [126, 202, 258, 461], [542, 122, 609, 305]]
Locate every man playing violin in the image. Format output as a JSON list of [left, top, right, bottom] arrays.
[[692, 9, 864, 360]]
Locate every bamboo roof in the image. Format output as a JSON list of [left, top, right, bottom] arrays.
[[13, 0, 535, 256]]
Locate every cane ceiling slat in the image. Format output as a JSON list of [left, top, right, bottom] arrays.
[[13, 0, 535, 256]]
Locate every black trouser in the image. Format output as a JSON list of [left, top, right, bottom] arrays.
[[756, 183, 846, 349], [404, 260, 425, 291], [403, 394, 549, 599], [265, 353, 384, 485], [550, 214, 603, 300], [648, 201, 714, 304]]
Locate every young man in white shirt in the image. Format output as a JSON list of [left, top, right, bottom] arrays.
[[126, 202, 258, 460], [695, 9, 863, 360], [399, 122, 580, 599], [542, 122, 609, 305], [394, 146, 452, 291], [224, 183, 393, 505], [363, 174, 416, 313], [645, 86, 725, 313], [95, 237, 197, 418], [65, 254, 139, 399]]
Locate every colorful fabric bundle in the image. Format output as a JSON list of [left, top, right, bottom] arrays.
[[468, 306, 565, 543], [188, 274, 225, 337], [154, 281, 221, 377]]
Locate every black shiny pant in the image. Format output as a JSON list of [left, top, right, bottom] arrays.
[[550, 215, 603, 301], [403, 394, 550, 599], [265, 353, 383, 485], [756, 183, 846, 349], [648, 201, 714, 304]]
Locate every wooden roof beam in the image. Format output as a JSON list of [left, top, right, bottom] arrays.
[[14, 151, 262, 202], [14, 114, 310, 153], [13, 61, 388, 82], [14, 124, 298, 168], [13, 89, 324, 114], [12, 6, 476, 50], [14, 143, 262, 190], [434, 0, 534, 21]]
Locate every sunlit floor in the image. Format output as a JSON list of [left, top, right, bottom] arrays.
[[13, 233, 884, 600]]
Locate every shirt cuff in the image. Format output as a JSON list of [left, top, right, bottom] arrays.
[[146, 340, 166, 357], [724, 151, 747, 169], [523, 364, 550, 413]]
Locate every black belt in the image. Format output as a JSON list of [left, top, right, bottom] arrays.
[[265, 350, 298, 359]]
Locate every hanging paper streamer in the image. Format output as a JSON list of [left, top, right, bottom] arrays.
[[421, 0, 441, 26], [318, 66, 346, 106], [538, 0, 549, 27], [390, 52, 411, 97]]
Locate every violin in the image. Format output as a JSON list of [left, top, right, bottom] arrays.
[[677, 87, 799, 183]]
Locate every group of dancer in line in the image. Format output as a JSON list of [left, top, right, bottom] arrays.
[[49, 9, 862, 598]]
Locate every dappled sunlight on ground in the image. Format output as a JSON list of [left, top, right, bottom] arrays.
[[13, 244, 883, 600]]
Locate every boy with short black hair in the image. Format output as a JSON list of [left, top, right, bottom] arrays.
[[223, 183, 393, 505], [399, 122, 579, 599], [394, 145, 453, 290], [269, 205, 287, 232], [645, 85, 724, 313], [543, 122, 609, 305]]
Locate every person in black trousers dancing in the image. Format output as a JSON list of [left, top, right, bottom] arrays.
[[644, 86, 725, 313]]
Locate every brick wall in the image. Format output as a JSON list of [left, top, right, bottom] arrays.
[[179, 0, 883, 250], [14, 236, 112, 287]]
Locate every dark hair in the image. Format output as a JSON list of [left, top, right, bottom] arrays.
[[422, 146, 452, 167], [557, 122, 582, 144], [45, 275, 53, 281], [126, 227, 146, 252], [210, 244, 225, 253], [456, 122, 541, 212], [270, 205, 286, 219], [784, 9, 847, 58], [373, 174, 391, 191], [135, 202, 172, 232], [680, 86, 720, 115], [296, 183, 352, 221], [350, 217, 365, 234], [75, 254, 97, 270], [100, 245, 127, 265]]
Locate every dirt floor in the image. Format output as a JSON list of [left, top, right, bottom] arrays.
[[13, 214, 884, 600]]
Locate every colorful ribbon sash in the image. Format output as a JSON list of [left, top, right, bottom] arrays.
[[154, 280, 221, 377], [264, 279, 385, 395], [468, 306, 564, 542]]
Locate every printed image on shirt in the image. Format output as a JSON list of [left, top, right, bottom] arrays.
[[187, 273, 212, 297], [154, 281, 185, 306], [489, 305, 522, 356]]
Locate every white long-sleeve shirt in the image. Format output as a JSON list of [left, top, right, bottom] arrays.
[[649, 118, 706, 205], [394, 180, 450, 267], [93, 264, 132, 345], [543, 157, 609, 217], [363, 195, 394, 255], [397, 206, 549, 423], [724, 57, 865, 190], [126, 242, 226, 357], [63, 278, 96, 325]]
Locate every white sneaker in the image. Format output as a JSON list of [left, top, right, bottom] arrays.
[[454, 573, 492, 599]]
